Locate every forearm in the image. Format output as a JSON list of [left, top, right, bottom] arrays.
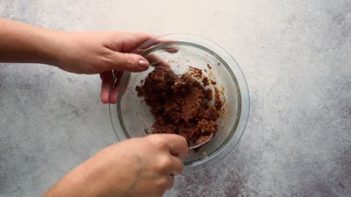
[[44, 169, 91, 197], [0, 19, 61, 65], [43, 148, 129, 197]]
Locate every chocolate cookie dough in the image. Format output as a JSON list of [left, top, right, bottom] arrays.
[[136, 66, 223, 146]]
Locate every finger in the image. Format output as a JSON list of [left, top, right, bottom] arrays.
[[134, 37, 178, 55], [145, 54, 170, 69], [163, 45, 178, 53], [166, 174, 175, 190], [161, 134, 189, 157], [111, 52, 150, 72], [170, 156, 184, 175], [100, 72, 112, 104], [132, 32, 154, 45], [109, 71, 124, 103], [109, 86, 118, 104], [121, 32, 155, 52], [155, 176, 173, 194]]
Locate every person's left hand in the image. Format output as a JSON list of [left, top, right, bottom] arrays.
[[52, 31, 153, 104]]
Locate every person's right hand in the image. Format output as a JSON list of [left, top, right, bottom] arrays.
[[44, 134, 188, 197]]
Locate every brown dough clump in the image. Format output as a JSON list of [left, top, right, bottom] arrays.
[[136, 66, 222, 146]]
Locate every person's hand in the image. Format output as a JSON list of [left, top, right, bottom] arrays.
[[52, 31, 153, 104], [44, 134, 188, 197], [0, 20, 153, 103]]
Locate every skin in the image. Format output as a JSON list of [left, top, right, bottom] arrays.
[[45, 135, 188, 197], [0, 19, 150, 103], [0, 19, 189, 197]]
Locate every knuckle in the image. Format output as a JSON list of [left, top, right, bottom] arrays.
[[155, 156, 172, 172], [172, 159, 184, 174], [125, 55, 137, 65], [180, 137, 188, 148], [148, 135, 168, 149], [156, 177, 169, 189], [98, 57, 112, 70]]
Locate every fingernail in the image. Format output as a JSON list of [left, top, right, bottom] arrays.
[[138, 59, 149, 69]]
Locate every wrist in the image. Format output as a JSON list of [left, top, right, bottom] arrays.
[[36, 30, 67, 67], [44, 168, 90, 197]]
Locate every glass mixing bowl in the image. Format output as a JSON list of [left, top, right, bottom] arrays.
[[109, 34, 249, 171]]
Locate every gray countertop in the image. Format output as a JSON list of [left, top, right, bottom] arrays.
[[0, 0, 350, 196]]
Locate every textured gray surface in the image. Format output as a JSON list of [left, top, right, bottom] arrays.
[[0, 0, 351, 196]]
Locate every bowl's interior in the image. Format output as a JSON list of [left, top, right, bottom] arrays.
[[116, 41, 242, 164]]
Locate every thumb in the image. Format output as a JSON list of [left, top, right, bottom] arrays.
[[111, 52, 150, 72]]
